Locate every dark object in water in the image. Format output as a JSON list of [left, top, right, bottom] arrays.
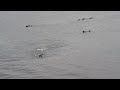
[[77, 19, 81, 21], [34, 48, 47, 58], [38, 54, 44, 58], [82, 30, 91, 33], [82, 18, 86, 20], [89, 17, 94, 19], [26, 25, 32, 28], [88, 30, 91, 32], [82, 31, 86, 33], [26, 25, 28, 27]]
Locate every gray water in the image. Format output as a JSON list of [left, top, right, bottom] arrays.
[[0, 11, 120, 79]]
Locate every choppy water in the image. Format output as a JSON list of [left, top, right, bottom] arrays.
[[0, 11, 120, 79], [0, 31, 120, 79]]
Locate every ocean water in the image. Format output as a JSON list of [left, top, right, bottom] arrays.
[[0, 11, 120, 79]]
